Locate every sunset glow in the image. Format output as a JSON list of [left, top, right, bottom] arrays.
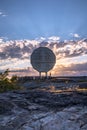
[[0, 38, 87, 76]]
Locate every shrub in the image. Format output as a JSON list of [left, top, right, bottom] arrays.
[[0, 69, 22, 92]]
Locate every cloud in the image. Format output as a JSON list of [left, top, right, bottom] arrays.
[[74, 34, 80, 38], [0, 37, 87, 76], [9, 67, 37, 77], [61, 62, 87, 72], [48, 36, 60, 41], [39, 37, 46, 41], [9, 62, 87, 76], [0, 11, 7, 17], [70, 33, 80, 38], [0, 12, 3, 15], [0, 38, 3, 43], [52, 62, 87, 76], [56, 40, 87, 59], [0, 39, 40, 60], [0, 38, 87, 60]]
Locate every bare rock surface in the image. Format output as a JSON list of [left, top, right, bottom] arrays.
[[0, 83, 87, 130]]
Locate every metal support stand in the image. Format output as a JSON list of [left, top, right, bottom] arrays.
[[45, 72, 47, 79], [39, 72, 41, 79]]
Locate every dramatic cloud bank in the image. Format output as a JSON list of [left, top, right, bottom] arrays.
[[0, 36, 87, 76]]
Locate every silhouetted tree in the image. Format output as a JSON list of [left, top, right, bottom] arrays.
[[11, 75, 18, 83], [0, 69, 9, 81]]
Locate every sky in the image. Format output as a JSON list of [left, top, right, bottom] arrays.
[[0, 0, 87, 76], [0, 0, 87, 40]]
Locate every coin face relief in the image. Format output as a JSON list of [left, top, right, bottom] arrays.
[[31, 47, 56, 73]]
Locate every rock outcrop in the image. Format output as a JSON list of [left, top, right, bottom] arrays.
[[0, 88, 87, 130]]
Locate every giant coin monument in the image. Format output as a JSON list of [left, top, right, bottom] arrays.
[[31, 47, 56, 77]]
